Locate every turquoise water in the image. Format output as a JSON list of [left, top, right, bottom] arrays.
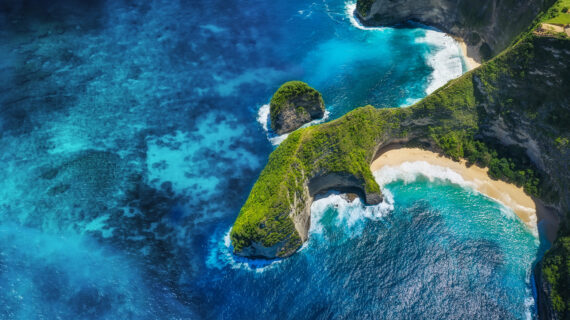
[[0, 0, 543, 319], [205, 164, 542, 319]]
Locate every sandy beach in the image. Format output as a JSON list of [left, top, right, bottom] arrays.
[[457, 39, 481, 70], [371, 147, 559, 240]]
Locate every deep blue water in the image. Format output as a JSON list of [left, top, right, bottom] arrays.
[[0, 0, 543, 319]]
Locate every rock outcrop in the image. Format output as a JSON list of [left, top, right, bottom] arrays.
[[356, 0, 556, 60], [270, 81, 325, 135]]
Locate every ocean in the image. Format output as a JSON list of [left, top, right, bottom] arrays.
[[0, 0, 544, 319]]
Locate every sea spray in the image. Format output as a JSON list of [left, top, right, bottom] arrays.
[[373, 161, 474, 188], [310, 190, 394, 238], [345, 1, 466, 96], [345, 2, 386, 31]]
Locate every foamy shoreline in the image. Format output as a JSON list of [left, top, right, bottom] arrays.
[[456, 39, 481, 70], [371, 147, 543, 236]]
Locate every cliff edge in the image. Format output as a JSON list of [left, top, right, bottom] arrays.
[[356, 0, 556, 60]]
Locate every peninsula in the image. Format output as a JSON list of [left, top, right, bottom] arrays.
[[231, 0, 570, 318]]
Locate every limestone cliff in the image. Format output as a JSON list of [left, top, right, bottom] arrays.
[[356, 0, 556, 60]]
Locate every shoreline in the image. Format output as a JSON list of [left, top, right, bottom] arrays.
[[455, 38, 481, 70], [370, 147, 559, 241], [347, 3, 481, 71]]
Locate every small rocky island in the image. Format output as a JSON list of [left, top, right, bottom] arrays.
[[270, 81, 325, 135]]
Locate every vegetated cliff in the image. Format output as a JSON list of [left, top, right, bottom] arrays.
[[270, 81, 325, 135], [231, 31, 569, 258], [356, 0, 556, 60], [232, 2, 570, 318]]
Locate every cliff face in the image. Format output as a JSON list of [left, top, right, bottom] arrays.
[[475, 36, 570, 210], [536, 236, 570, 319], [356, 0, 555, 59]]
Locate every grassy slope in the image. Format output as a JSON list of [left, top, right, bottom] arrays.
[[231, 107, 394, 255], [544, 0, 570, 25]]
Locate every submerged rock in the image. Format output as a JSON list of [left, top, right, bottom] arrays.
[[270, 81, 325, 135]]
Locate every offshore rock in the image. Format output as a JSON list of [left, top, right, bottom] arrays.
[[270, 81, 325, 135]]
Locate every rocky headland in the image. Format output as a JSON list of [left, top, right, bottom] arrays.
[[232, 1, 570, 318]]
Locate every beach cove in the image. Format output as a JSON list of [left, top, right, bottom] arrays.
[[371, 147, 560, 241]]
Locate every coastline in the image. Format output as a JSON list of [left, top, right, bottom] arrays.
[[456, 38, 481, 70], [370, 147, 558, 240]]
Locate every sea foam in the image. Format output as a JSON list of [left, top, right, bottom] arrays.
[[257, 103, 330, 146], [373, 161, 539, 237], [206, 227, 282, 272], [416, 30, 465, 94], [345, 2, 385, 31], [310, 190, 394, 238], [373, 161, 473, 188]]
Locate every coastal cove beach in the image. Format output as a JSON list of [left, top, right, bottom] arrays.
[[371, 147, 560, 241]]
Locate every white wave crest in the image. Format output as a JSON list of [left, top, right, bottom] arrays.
[[257, 104, 330, 146], [416, 30, 465, 94], [373, 161, 473, 188], [310, 191, 394, 237], [257, 103, 270, 132], [344, 2, 385, 31], [205, 227, 282, 273], [373, 161, 539, 237], [399, 97, 422, 108]]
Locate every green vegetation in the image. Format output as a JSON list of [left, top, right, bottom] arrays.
[[232, 32, 570, 257], [541, 234, 570, 316], [231, 106, 393, 255], [433, 132, 542, 195], [544, 0, 570, 25], [269, 81, 323, 128], [233, 13, 570, 320]]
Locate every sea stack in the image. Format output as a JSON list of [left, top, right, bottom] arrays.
[[270, 81, 325, 135]]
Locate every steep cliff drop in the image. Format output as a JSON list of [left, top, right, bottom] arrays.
[[355, 0, 556, 61]]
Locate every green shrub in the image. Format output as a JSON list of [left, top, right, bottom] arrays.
[[269, 81, 323, 126], [542, 236, 570, 315]]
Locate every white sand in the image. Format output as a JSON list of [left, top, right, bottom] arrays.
[[371, 148, 538, 232], [458, 40, 481, 70]]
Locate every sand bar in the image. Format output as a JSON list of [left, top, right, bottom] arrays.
[[371, 147, 542, 234]]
